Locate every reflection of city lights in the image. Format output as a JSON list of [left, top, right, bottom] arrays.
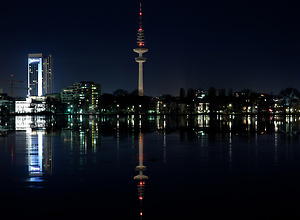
[[274, 121, 279, 132], [30, 167, 40, 171]]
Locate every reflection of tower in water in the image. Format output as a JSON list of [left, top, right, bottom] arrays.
[[27, 130, 52, 180], [134, 133, 148, 219], [27, 124, 53, 182], [15, 116, 53, 181]]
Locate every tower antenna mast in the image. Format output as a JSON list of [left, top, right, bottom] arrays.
[[134, 2, 148, 96]]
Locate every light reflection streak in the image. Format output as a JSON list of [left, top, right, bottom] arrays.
[[15, 116, 53, 184], [274, 131, 278, 166], [163, 128, 167, 164], [229, 131, 232, 171], [134, 133, 148, 219]]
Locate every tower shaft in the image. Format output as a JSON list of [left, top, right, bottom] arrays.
[[134, 49, 147, 96], [138, 62, 143, 96]]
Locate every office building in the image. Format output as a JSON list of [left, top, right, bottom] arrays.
[[15, 96, 46, 114], [28, 53, 53, 97], [61, 81, 101, 114]]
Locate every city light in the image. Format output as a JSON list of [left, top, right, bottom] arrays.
[[28, 58, 40, 64]]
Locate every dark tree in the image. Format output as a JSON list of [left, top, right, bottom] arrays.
[[130, 89, 138, 96], [113, 89, 128, 97], [240, 89, 253, 94], [100, 93, 115, 112], [180, 88, 186, 101], [279, 88, 300, 112], [186, 88, 195, 100], [228, 88, 233, 97], [208, 87, 216, 97]]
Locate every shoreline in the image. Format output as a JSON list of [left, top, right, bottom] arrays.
[[2, 112, 300, 117]]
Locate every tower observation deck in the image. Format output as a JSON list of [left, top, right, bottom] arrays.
[[133, 2, 148, 96]]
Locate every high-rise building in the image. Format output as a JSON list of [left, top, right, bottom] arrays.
[[42, 55, 53, 95], [28, 53, 53, 97], [133, 2, 148, 96], [61, 81, 101, 114]]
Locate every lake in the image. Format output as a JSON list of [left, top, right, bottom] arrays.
[[1, 114, 300, 219]]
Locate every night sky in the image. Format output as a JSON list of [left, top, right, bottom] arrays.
[[0, 0, 299, 97]]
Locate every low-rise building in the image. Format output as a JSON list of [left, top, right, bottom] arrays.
[[0, 93, 14, 114], [15, 96, 46, 113]]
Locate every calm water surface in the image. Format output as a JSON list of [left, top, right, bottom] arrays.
[[1, 115, 300, 219]]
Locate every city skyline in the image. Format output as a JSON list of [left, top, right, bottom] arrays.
[[0, 0, 299, 97]]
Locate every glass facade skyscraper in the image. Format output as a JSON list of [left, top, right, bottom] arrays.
[[28, 53, 53, 97]]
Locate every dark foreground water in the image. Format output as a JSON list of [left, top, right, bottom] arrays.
[[1, 115, 300, 219]]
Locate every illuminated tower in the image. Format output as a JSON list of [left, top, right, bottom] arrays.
[[42, 54, 53, 95], [133, 2, 148, 96], [28, 53, 53, 97], [134, 133, 148, 219], [28, 54, 43, 97]]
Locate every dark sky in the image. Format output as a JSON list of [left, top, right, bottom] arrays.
[[0, 0, 299, 97]]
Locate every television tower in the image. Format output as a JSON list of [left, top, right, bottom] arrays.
[[133, 2, 148, 96]]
